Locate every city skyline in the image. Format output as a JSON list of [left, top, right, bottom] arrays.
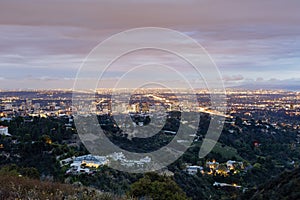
[[0, 0, 300, 90]]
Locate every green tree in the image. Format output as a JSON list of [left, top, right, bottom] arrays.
[[128, 172, 189, 200], [20, 167, 40, 179]]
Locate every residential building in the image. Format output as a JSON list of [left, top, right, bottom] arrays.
[[186, 165, 203, 175], [0, 126, 11, 136]]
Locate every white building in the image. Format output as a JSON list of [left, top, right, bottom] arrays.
[[206, 160, 219, 170], [0, 126, 11, 136], [65, 154, 109, 175], [108, 152, 126, 161], [4, 104, 13, 110], [66, 164, 91, 175], [108, 152, 152, 167], [60, 157, 74, 166], [73, 154, 108, 167], [186, 165, 203, 175], [226, 160, 243, 170]]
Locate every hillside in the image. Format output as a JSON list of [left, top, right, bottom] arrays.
[[244, 167, 300, 200], [0, 174, 127, 200]]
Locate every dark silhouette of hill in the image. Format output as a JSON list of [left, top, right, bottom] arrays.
[[244, 167, 300, 200]]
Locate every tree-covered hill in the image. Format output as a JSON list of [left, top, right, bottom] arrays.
[[244, 167, 300, 200]]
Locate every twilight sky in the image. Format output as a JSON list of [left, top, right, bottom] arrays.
[[0, 0, 300, 90]]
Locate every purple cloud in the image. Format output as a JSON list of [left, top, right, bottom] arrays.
[[0, 0, 300, 89]]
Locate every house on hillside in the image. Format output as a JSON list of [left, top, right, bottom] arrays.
[[206, 160, 219, 170], [226, 160, 244, 170], [65, 154, 108, 175], [186, 165, 203, 175], [0, 126, 11, 136], [73, 154, 108, 168]]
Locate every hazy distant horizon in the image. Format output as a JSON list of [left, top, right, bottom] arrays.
[[0, 85, 299, 92]]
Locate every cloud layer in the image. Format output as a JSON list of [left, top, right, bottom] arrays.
[[0, 0, 300, 89]]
